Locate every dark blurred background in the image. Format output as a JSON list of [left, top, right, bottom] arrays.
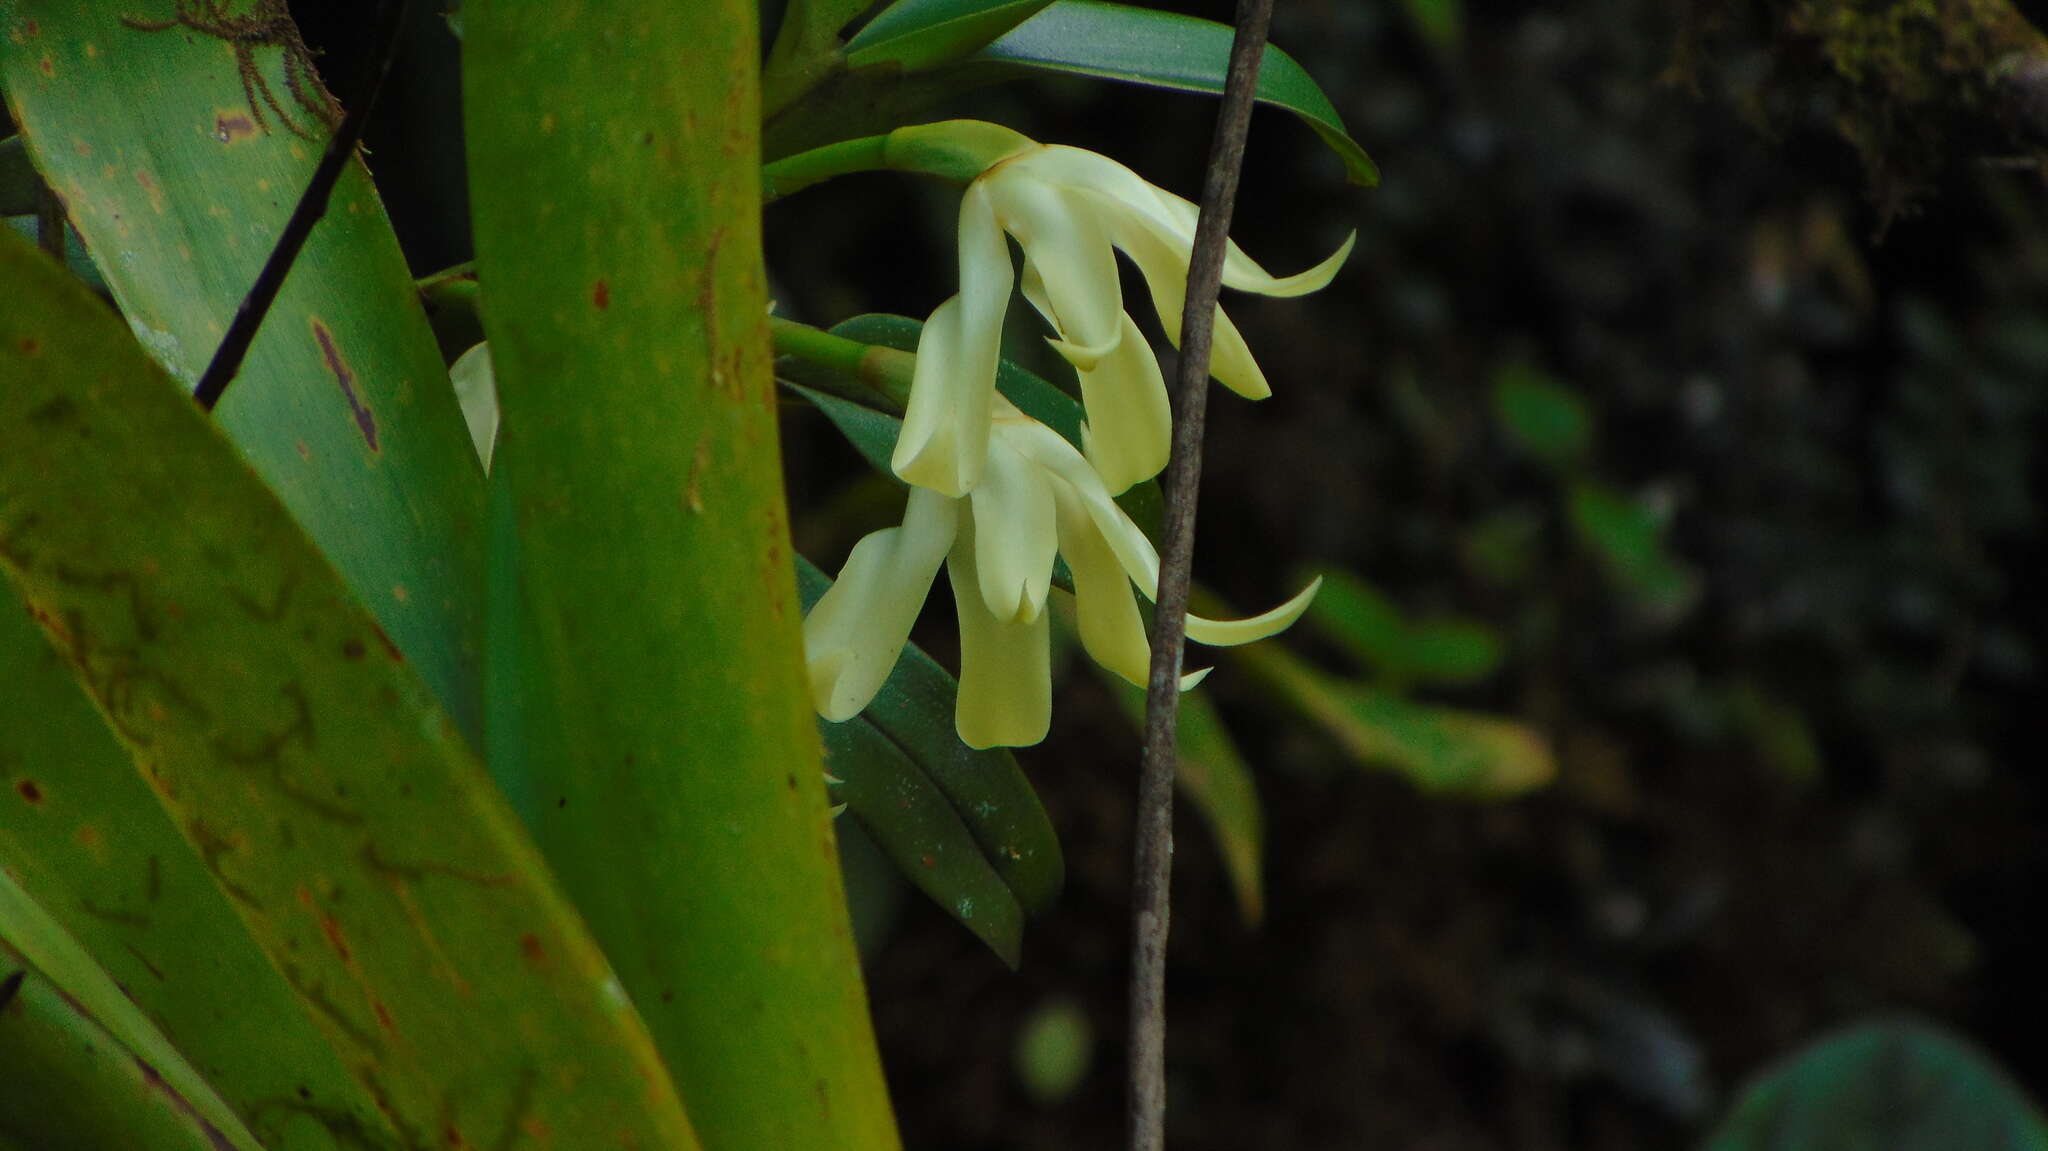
[[295, 0, 2047, 1146]]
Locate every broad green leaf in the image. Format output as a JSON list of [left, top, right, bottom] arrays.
[[0, 605, 395, 1151], [0, 941, 244, 1151], [762, 2, 1376, 185], [1400, 619, 1506, 685], [794, 382, 908, 479], [0, 135, 35, 214], [1704, 1019, 2048, 1151], [0, 871, 259, 1150], [1492, 361, 1592, 472], [845, 0, 1056, 71], [0, 227, 696, 1150], [0, 4, 486, 742], [1303, 570, 1409, 673], [1107, 677, 1263, 924], [820, 713, 1028, 966], [1306, 568, 1505, 687], [799, 556, 1064, 917], [976, 1, 1378, 186], [463, 4, 898, 1148], [765, 0, 884, 116], [1230, 636, 1553, 797]]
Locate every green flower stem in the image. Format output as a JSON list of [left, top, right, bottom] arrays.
[[761, 120, 1036, 202], [770, 316, 913, 412], [761, 134, 892, 202]]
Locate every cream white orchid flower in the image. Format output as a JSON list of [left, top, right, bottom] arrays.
[[893, 127, 1355, 499], [808, 398, 1321, 749]]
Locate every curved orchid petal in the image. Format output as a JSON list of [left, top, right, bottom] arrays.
[[987, 173, 1123, 356], [803, 489, 959, 720], [1053, 477, 1152, 687], [968, 427, 1059, 623], [1019, 146, 1354, 296], [1184, 576, 1324, 647], [1102, 202, 1273, 400], [1071, 311, 1171, 494], [948, 519, 1052, 749], [999, 408, 1160, 592], [894, 182, 1010, 495]]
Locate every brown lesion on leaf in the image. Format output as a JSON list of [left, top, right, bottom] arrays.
[[50, 561, 159, 640], [210, 681, 366, 825], [278, 958, 385, 1056], [120, 1, 338, 141], [213, 110, 259, 143], [77, 898, 150, 928], [122, 941, 167, 982], [187, 817, 263, 909], [13, 778, 42, 804], [361, 841, 515, 889], [490, 1068, 543, 1151], [310, 318, 379, 452]]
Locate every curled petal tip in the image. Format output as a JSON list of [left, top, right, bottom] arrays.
[[1232, 230, 1356, 299], [1185, 576, 1324, 648], [1179, 666, 1214, 692], [1045, 331, 1120, 371]]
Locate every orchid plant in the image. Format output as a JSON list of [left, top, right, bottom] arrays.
[[0, 1, 1375, 1149]]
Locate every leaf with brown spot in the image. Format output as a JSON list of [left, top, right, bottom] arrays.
[[1, 570, 395, 1151], [0, 3, 484, 744], [0, 226, 698, 1149]]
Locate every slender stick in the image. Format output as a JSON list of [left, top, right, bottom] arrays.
[[192, 0, 410, 412], [1126, 1, 1275, 1147]]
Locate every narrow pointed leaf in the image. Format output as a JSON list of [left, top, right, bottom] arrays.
[[820, 715, 1027, 966], [976, 1, 1377, 186], [463, 4, 898, 1148], [845, 0, 1056, 71], [0, 228, 697, 1150], [0, 942, 244, 1151], [1305, 568, 1505, 687], [1, 606, 397, 1151], [0, 3, 486, 741], [0, 871, 260, 1151], [1230, 637, 1554, 798], [799, 556, 1063, 916]]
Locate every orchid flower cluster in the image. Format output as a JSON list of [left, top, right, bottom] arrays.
[[802, 121, 1354, 749]]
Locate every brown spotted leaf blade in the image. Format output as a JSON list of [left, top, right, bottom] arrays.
[[464, 2, 900, 1148], [0, 1, 485, 742], [0, 228, 697, 1149], [0, 603, 397, 1151]]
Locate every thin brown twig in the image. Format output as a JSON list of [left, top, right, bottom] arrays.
[[1127, 0, 1276, 1147]]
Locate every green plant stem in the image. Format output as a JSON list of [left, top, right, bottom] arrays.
[[770, 316, 913, 411], [762, 133, 892, 202]]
